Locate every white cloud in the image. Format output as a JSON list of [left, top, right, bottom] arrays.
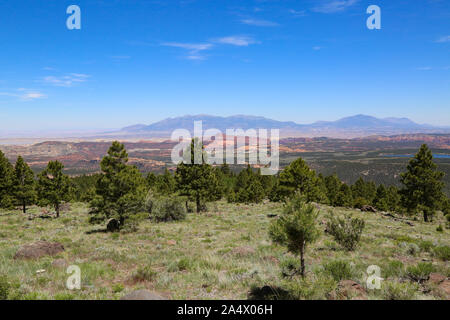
[[215, 36, 258, 47], [241, 19, 279, 27], [416, 67, 432, 71], [21, 92, 46, 100], [110, 55, 131, 60], [435, 35, 450, 43], [0, 89, 46, 101], [43, 73, 90, 87], [289, 9, 307, 17], [312, 0, 359, 13], [162, 42, 214, 60]]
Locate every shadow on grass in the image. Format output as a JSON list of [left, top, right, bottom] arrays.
[[248, 285, 291, 300], [85, 228, 108, 234]]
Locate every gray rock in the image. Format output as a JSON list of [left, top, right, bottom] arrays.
[[120, 289, 166, 300], [52, 258, 68, 268], [14, 241, 64, 260]]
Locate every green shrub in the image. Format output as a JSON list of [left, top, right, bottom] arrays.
[[436, 224, 444, 232], [322, 260, 354, 282], [405, 243, 420, 256], [149, 196, 187, 222], [406, 262, 434, 282], [395, 235, 416, 244], [54, 292, 75, 300], [382, 281, 417, 300], [280, 256, 301, 278], [326, 213, 365, 251], [0, 275, 10, 300], [132, 266, 157, 282], [418, 240, 434, 253], [383, 260, 405, 278], [177, 257, 192, 271], [284, 275, 337, 300], [433, 245, 450, 261], [112, 283, 124, 293]]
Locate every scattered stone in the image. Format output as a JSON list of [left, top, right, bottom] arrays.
[[36, 269, 46, 274], [405, 221, 414, 226], [167, 240, 176, 246], [14, 241, 64, 260], [52, 258, 68, 268], [429, 273, 446, 284], [427, 273, 450, 299], [361, 205, 376, 213], [231, 246, 256, 257], [106, 218, 120, 232], [336, 280, 367, 300], [120, 289, 166, 300], [439, 280, 450, 299]]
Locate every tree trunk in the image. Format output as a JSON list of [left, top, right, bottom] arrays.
[[22, 201, 26, 214], [423, 210, 429, 222], [56, 203, 60, 218], [196, 196, 201, 213], [300, 243, 305, 277]]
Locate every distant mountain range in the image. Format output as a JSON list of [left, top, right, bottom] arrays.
[[115, 114, 449, 139]]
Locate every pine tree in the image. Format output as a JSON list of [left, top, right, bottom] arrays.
[[154, 168, 176, 194], [233, 165, 265, 203], [351, 177, 376, 206], [175, 139, 219, 213], [400, 144, 445, 222], [324, 174, 342, 206], [373, 184, 389, 212], [386, 185, 401, 212], [276, 157, 324, 202], [146, 172, 157, 189], [13, 156, 36, 213], [0, 151, 14, 209], [90, 141, 146, 226], [335, 183, 353, 207], [37, 160, 70, 217], [269, 193, 321, 277]]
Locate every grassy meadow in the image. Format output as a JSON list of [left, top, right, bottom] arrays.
[[0, 201, 449, 300]]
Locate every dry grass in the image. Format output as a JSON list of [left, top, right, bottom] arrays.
[[0, 201, 448, 300]]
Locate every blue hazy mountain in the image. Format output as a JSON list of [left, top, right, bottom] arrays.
[[118, 114, 447, 138]]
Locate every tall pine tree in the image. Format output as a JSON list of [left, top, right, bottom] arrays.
[[37, 160, 70, 217], [400, 144, 445, 222], [90, 141, 146, 227], [13, 156, 36, 213], [0, 150, 14, 209], [175, 139, 219, 213]]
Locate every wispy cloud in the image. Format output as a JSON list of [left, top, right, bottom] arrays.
[[416, 66, 432, 71], [435, 35, 450, 43], [289, 9, 307, 17], [312, 0, 359, 14], [214, 36, 258, 47], [313, 46, 322, 51], [110, 55, 131, 60], [42, 73, 90, 87], [241, 18, 279, 27], [162, 42, 213, 60], [0, 88, 46, 101]]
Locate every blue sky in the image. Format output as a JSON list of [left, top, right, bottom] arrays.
[[0, 0, 449, 132]]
